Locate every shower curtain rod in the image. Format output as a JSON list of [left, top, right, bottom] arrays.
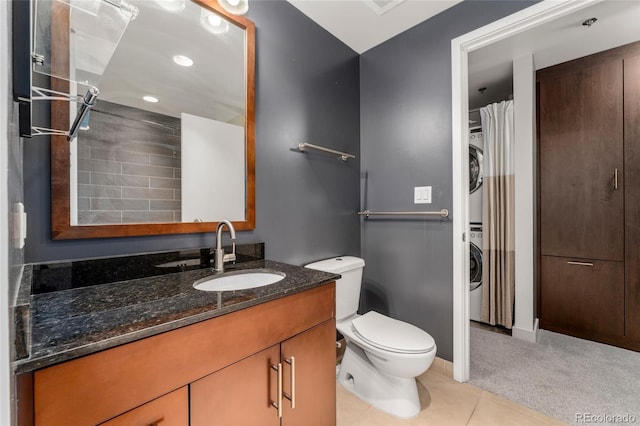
[[469, 98, 513, 114]]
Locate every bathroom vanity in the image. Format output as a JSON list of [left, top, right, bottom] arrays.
[[13, 250, 338, 425]]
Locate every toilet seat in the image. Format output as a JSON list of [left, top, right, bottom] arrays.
[[351, 311, 435, 354]]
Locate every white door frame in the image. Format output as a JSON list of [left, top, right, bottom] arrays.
[[1, 2, 11, 423], [450, 0, 601, 383]]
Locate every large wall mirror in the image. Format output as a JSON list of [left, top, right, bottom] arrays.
[[49, 0, 255, 239]]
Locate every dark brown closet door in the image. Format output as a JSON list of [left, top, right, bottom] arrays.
[[539, 60, 624, 261], [540, 256, 624, 338], [625, 55, 640, 340]]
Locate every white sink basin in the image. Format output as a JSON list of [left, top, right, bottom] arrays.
[[193, 269, 286, 292]]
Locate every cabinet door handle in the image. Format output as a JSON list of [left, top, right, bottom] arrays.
[[567, 261, 594, 267], [284, 356, 296, 409], [614, 168, 619, 190], [270, 363, 283, 418]]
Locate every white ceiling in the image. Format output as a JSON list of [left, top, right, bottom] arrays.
[[97, 0, 246, 123], [286, 0, 462, 54], [284, 0, 640, 111], [468, 0, 640, 110]]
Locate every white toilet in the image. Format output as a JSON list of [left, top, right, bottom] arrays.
[[305, 256, 437, 419]]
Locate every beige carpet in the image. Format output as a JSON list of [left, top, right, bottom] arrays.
[[470, 326, 640, 425]]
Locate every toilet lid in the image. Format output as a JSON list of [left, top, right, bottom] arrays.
[[351, 311, 435, 354]]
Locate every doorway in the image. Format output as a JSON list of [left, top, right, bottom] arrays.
[[451, 0, 640, 382]]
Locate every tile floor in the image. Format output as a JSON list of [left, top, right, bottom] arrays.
[[336, 367, 567, 426]]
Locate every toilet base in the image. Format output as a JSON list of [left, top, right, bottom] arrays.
[[337, 344, 421, 419]]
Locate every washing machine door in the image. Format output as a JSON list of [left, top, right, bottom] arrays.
[[469, 145, 483, 194], [469, 241, 482, 291]]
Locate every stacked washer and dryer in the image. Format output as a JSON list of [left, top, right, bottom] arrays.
[[468, 127, 485, 323]]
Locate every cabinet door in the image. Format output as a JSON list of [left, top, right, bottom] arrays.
[[539, 59, 624, 261], [625, 54, 640, 341], [540, 256, 624, 338], [190, 345, 281, 426], [281, 320, 336, 426], [99, 387, 188, 426]]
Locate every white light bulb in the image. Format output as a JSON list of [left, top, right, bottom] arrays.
[[143, 95, 159, 103]]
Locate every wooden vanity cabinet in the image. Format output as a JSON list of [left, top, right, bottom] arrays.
[[22, 283, 336, 426], [281, 320, 336, 425], [191, 345, 280, 426], [99, 387, 189, 426], [191, 320, 336, 426]]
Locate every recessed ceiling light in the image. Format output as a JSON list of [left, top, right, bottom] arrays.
[[200, 10, 229, 34], [218, 0, 248, 16], [155, 0, 185, 12], [143, 95, 159, 103], [208, 14, 223, 27], [173, 55, 194, 67]]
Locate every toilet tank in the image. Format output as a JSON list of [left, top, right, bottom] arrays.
[[305, 256, 365, 320]]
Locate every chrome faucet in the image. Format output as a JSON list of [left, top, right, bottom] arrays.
[[213, 220, 236, 272]]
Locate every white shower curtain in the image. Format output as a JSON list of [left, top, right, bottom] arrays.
[[480, 100, 515, 329]]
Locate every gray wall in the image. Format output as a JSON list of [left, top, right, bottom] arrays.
[[359, 0, 537, 361], [23, 0, 360, 265]]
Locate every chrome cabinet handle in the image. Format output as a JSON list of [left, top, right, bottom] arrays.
[[271, 363, 283, 418], [567, 261, 594, 266], [284, 356, 296, 409], [614, 168, 619, 190]]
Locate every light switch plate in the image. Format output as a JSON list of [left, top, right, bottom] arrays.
[[414, 186, 432, 204]]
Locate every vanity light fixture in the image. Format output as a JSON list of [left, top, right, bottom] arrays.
[[143, 95, 159, 103], [173, 54, 194, 67], [217, 0, 248, 16], [200, 10, 230, 34], [155, 0, 186, 12]]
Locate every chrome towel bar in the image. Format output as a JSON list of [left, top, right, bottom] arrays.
[[358, 209, 449, 218], [297, 143, 355, 161]]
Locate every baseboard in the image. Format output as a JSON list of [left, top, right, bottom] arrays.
[[431, 356, 453, 378], [512, 318, 539, 343]]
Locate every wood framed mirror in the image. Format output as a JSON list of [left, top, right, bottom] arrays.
[[49, 0, 255, 239]]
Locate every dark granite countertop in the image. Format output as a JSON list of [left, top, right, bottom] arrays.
[[13, 258, 338, 374]]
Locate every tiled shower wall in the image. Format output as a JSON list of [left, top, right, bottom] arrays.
[[77, 100, 182, 224]]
